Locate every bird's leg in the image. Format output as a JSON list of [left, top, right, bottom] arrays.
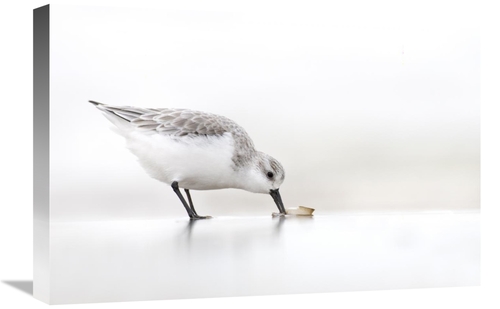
[[171, 182, 196, 218], [184, 189, 198, 215], [171, 182, 211, 220], [184, 189, 211, 219]]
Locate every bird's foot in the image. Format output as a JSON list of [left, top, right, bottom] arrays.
[[272, 212, 287, 217], [189, 215, 213, 220]]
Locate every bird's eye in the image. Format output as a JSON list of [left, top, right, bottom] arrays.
[[267, 172, 274, 179]]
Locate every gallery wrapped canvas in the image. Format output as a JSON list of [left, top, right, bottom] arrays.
[[34, 4, 479, 304]]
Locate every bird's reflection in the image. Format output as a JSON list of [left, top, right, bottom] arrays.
[[173, 215, 315, 258], [273, 215, 286, 235], [272, 214, 315, 235], [178, 215, 316, 239], [185, 219, 198, 239], [177, 218, 199, 244], [172, 219, 203, 256]]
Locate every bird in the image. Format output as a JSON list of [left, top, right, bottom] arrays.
[[89, 100, 286, 219]]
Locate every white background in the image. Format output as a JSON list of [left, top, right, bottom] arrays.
[[0, 0, 499, 309], [49, 3, 479, 222]]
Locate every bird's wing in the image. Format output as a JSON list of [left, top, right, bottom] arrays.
[[147, 109, 232, 136], [91, 101, 233, 137]]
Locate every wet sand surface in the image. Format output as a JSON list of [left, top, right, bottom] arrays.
[[50, 212, 480, 304]]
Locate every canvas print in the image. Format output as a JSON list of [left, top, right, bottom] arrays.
[[34, 4, 480, 304]]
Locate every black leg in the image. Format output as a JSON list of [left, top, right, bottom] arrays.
[[184, 189, 198, 215], [171, 181, 196, 218], [171, 182, 211, 220]]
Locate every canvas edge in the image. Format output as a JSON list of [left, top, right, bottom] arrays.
[[33, 4, 50, 304]]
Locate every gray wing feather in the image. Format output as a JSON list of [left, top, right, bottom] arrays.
[[94, 102, 236, 137]]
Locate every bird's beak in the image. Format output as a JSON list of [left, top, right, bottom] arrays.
[[270, 189, 286, 214]]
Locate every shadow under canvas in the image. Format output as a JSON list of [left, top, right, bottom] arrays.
[[3, 281, 33, 295]]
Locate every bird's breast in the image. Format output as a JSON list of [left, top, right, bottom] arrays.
[[125, 132, 240, 190]]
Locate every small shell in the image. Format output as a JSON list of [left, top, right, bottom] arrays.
[[272, 206, 315, 217], [286, 206, 315, 216]]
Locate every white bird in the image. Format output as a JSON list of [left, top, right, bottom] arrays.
[[89, 100, 286, 219]]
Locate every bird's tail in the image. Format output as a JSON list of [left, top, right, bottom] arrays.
[[89, 100, 137, 135]]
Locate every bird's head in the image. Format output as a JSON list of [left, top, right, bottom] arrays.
[[241, 152, 286, 214]]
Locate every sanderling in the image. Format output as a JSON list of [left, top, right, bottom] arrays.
[[89, 100, 286, 219]]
